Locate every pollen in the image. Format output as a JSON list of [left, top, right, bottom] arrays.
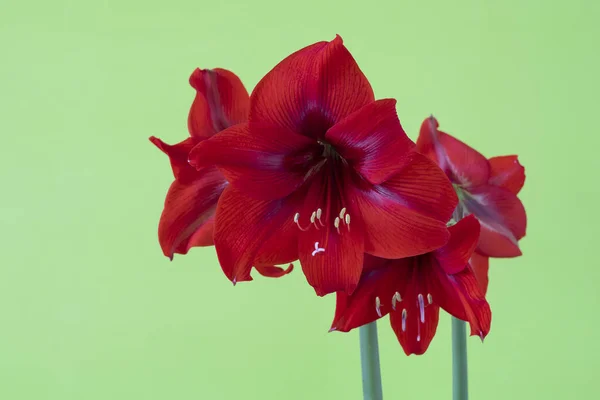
[[316, 208, 324, 226], [375, 296, 382, 317], [401, 309, 407, 332], [345, 213, 350, 226], [334, 217, 341, 234], [392, 291, 402, 310], [427, 293, 433, 304], [339, 207, 346, 219], [293, 212, 309, 231], [418, 294, 425, 323]]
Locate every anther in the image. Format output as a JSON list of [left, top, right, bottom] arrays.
[[334, 217, 340, 234], [401, 309, 407, 332], [345, 213, 350, 225], [316, 208, 324, 227], [339, 207, 346, 220], [311, 242, 325, 256], [392, 291, 402, 310], [310, 211, 320, 229], [293, 212, 309, 231], [427, 293, 433, 304], [418, 294, 425, 323], [375, 297, 382, 317]]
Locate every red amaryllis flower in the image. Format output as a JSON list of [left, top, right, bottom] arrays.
[[150, 67, 292, 278], [469, 155, 526, 293], [190, 35, 458, 296], [330, 215, 491, 356], [416, 116, 527, 259]]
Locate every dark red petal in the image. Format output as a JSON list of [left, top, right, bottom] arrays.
[[416, 116, 490, 187], [156, 166, 226, 259], [184, 217, 214, 247], [253, 211, 300, 266], [249, 35, 374, 138], [470, 253, 490, 295], [434, 215, 481, 274], [355, 152, 457, 259], [150, 136, 200, 183], [189, 123, 314, 200], [325, 99, 415, 184], [488, 155, 526, 195], [330, 257, 398, 332], [390, 302, 440, 356], [430, 267, 492, 339], [460, 185, 527, 258], [187, 68, 250, 137], [254, 263, 294, 278], [212, 186, 302, 284], [297, 167, 365, 296]]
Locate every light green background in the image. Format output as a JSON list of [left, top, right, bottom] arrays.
[[1, 0, 598, 399]]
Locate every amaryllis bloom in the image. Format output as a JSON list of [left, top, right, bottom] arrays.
[[469, 155, 526, 294], [189, 35, 458, 296], [330, 216, 491, 356], [417, 116, 527, 259], [150, 67, 292, 278]]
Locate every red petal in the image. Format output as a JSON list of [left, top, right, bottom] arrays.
[[187, 68, 249, 137], [254, 263, 294, 278], [416, 116, 490, 187], [249, 35, 374, 138], [149, 136, 199, 183], [325, 99, 415, 184], [390, 302, 440, 356], [189, 123, 314, 200], [488, 155, 525, 195], [330, 257, 396, 332], [355, 152, 457, 259], [434, 215, 480, 274], [385, 258, 441, 355], [461, 185, 527, 257], [469, 253, 490, 295], [297, 166, 365, 296], [430, 267, 491, 339], [212, 186, 302, 284], [156, 166, 226, 259]]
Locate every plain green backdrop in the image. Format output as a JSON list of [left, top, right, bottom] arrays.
[[1, 0, 598, 399]]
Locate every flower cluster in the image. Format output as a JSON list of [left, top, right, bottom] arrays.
[[150, 35, 527, 355]]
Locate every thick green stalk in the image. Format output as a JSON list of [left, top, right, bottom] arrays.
[[359, 321, 383, 400], [451, 317, 468, 400]]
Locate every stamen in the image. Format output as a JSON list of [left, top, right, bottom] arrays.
[[293, 212, 309, 231], [427, 293, 433, 304], [392, 291, 402, 310], [311, 242, 325, 256], [334, 217, 340, 234], [316, 208, 324, 227], [375, 296, 382, 317], [401, 309, 407, 332], [418, 294, 425, 323], [345, 213, 350, 225], [339, 207, 346, 220], [310, 211, 320, 229]]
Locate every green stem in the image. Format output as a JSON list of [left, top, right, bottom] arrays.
[[451, 317, 469, 400], [359, 321, 383, 400]]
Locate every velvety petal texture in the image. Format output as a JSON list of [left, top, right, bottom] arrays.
[[416, 116, 490, 187], [417, 116, 527, 259], [249, 34, 375, 137], [150, 68, 251, 260], [331, 217, 490, 355], [188, 68, 250, 137], [470, 252, 490, 295], [354, 152, 457, 259], [489, 155, 525, 195]]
